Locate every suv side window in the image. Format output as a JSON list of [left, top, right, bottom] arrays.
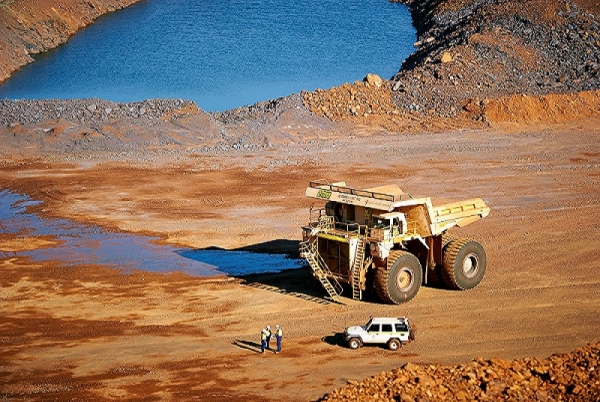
[[381, 324, 393, 332], [367, 324, 380, 333], [395, 323, 408, 332]]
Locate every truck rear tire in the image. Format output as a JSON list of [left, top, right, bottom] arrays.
[[442, 238, 486, 290], [428, 233, 460, 286], [374, 250, 422, 304]]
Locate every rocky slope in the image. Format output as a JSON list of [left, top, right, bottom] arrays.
[[0, 0, 142, 82], [304, 0, 600, 129]]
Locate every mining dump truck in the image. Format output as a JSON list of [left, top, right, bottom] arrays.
[[299, 180, 490, 304]]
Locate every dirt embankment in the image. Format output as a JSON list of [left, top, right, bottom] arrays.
[[0, 0, 142, 82]]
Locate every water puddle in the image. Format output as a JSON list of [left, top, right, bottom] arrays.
[[0, 190, 304, 276]]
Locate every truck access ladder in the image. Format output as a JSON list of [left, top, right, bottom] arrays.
[[300, 238, 344, 301], [351, 237, 366, 300]]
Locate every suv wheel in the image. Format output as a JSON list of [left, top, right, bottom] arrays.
[[348, 338, 362, 350], [387, 338, 401, 351]]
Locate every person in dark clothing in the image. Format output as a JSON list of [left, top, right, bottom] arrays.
[[265, 325, 272, 350], [274, 325, 283, 354]]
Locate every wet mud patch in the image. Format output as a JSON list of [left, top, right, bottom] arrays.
[[1, 190, 306, 278]]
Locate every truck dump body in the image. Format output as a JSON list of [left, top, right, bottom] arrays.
[[305, 180, 490, 237], [301, 180, 490, 304]]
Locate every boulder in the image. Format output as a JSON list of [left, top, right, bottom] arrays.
[[440, 52, 453, 63], [364, 73, 383, 87]]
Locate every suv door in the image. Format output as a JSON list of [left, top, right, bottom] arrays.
[[364, 323, 380, 343], [380, 323, 395, 343]]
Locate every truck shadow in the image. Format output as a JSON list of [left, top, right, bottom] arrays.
[[239, 270, 336, 304], [178, 239, 453, 303], [177, 239, 333, 303]]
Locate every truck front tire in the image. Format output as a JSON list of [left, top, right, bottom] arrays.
[[374, 250, 423, 304]]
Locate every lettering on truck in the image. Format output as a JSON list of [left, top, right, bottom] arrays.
[[316, 189, 332, 199]]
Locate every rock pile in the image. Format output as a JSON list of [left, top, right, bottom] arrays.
[[319, 342, 600, 402], [303, 80, 397, 121], [0, 98, 198, 127], [393, 0, 600, 115]]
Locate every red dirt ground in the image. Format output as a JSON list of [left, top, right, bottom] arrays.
[[1, 111, 599, 400]]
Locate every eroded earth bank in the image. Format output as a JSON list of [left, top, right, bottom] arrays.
[[1, 0, 599, 401]]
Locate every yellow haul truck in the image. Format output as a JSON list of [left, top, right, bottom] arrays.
[[300, 180, 490, 304]]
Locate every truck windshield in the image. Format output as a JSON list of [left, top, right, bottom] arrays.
[[372, 217, 389, 229]]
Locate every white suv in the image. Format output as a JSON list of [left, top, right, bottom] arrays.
[[344, 317, 414, 350]]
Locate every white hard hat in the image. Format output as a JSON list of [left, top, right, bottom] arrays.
[[266, 325, 270, 329], [275, 325, 280, 328]]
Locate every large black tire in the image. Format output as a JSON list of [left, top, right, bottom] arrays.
[[374, 250, 422, 304], [441, 238, 487, 290], [427, 233, 460, 287]]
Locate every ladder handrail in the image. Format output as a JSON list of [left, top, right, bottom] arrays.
[[351, 237, 365, 300], [315, 250, 344, 295], [300, 237, 343, 298]]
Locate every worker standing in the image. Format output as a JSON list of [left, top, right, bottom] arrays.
[[274, 324, 283, 354], [265, 325, 272, 350], [260, 328, 268, 354]]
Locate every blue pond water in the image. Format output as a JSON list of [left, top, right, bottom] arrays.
[[0, 0, 415, 111], [0, 190, 304, 276]]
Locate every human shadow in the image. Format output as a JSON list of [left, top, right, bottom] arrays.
[[232, 339, 263, 354]]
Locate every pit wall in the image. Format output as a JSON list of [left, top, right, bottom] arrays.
[[0, 0, 143, 82]]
